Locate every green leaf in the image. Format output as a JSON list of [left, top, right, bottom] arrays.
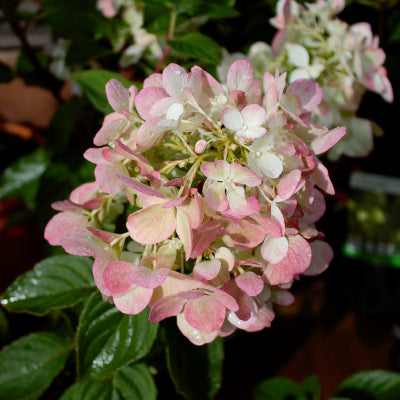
[[66, 34, 112, 66], [336, 370, 400, 400], [71, 70, 135, 114], [77, 291, 158, 380], [0, 148, 48, 207], [0, 61, 14, 82], [45, 98, 86, 154], [300, 375, 321, 400], [1, 255, 95, 316], [60, 380, 114, 400], [42, 0, 103, 38], [0, 332, 72, 400], [168, 33, 222, 64], [254, 377, 305, 400], [112, 363, 157, 400], [165, 321, 224, 400], [60, 363, 156, 400]]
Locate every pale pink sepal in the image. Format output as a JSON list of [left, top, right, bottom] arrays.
[[114, 286, 153, 315], [244, 304, 275, 332], [70, 182, 99, 205], [190, 219, 225, 258], [44, 211, 87, 246], [184, 296, 226, 333], [103, 261, 136, 294], [311, 159, 335, 195], [176, 313, 218, 346], [149, 291, 204, 323], [136, 117, 165, 152], [162, 63, 188, 98], [93, 113, 128, 146], [127, 204, 176, 244], [302, 241, 333, 276], [277, 170, 303, 200], [311, 126, 347, 155], [285, 79, 323, 113], [193, 260, 221, 281], [106, 79, 131, 113], [264, 235, 312, 285], [128, 267, 170, 289], [227, 59, 254, 92], [235, 271, 264, 296], [135, 87, 168, 120]]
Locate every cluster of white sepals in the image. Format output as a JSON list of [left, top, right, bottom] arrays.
[[220, 0, 393, 160], [45, 55, 350, 345]]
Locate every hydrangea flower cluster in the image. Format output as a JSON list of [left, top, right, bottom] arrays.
[[45, 60, 345, 345], [219, 0, 393, 160]]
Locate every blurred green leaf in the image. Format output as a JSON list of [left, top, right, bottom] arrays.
[[168, 33, 221, 64], [0, 148, 49, 207], [0, 332, 72, 400], [66, 34, 112, 66], [254, 377, 306, 400], [42, 0, 103, 37], [165, 321, 224, 400], [1, 255, 95, 316], [0, 61, 14, 83], [71, 70, 135, 114], [336, 370, 400, 400], [45, 98, 86, 154], [300, 375, 321, 400], [77, 291, 158, 380]]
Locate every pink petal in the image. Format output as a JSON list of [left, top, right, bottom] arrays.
[[235, 271, 264, 296], [70, 182, 98, 205], [227, 59, 254, 92], [311, 126, 347, 155], [103, 261, 136, 294], [176, 313, 218, 345], [205, 182, 228, 212], [128, 267, 170, 288], [286, 79, 323, 113], [162, 63, 188, 98], [193, 259, 221, 281], [127, 204, 176, 244], [222, 280, 252, 321], [135, 87, 168, 120], [302, 240, 333, 276], [229, 163, 261, 186], [277, 170, 303, 200], [184, 296, 226, 333], [271, 202, 285, 236], [117, 175, 165, 199], [44, 211, 87, 246], [95, 163, 126, 194], [149, 291, 202, 323], [114, 286, 153, 314], [201, 160, 230, 181], [87, 227, 120, 244], [223, 217, 266, 250], [93, 114, 128, 146], [175, 207, 193, 259], [263, 72, 278, 112], [221, 107, 243, 131], [143, 73, 163, 88], [245, 304, 275, 332], [264, 235, 312, 285], [136, 117, 165, 152], [106, 79, 130, 113], [190, 219, 225, 258], [311, 159, 335, 195]]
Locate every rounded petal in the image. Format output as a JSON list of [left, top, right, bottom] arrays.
[[176, 313, 218, 345], [184, 296, 226, 333], [241, 104, 266, 127], [114, 286, 153, 314], [221, 107, 243, 131], [127, 204, 176, 244], [103, 261, 136, 294], [193, 259, 221, 281], [106, 79, 130, 113], [235, 271, 264, 296], [261, 235, 289, 264], [128, 267, 170, 289]]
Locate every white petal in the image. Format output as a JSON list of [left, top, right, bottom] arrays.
[[286, 43, 309, 68], [221, 107, 243, 131], [259, 152, 283, 178]]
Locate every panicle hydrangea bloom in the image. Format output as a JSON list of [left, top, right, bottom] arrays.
[[45, 59, 343, 345], [218, 0, 393, 160]]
